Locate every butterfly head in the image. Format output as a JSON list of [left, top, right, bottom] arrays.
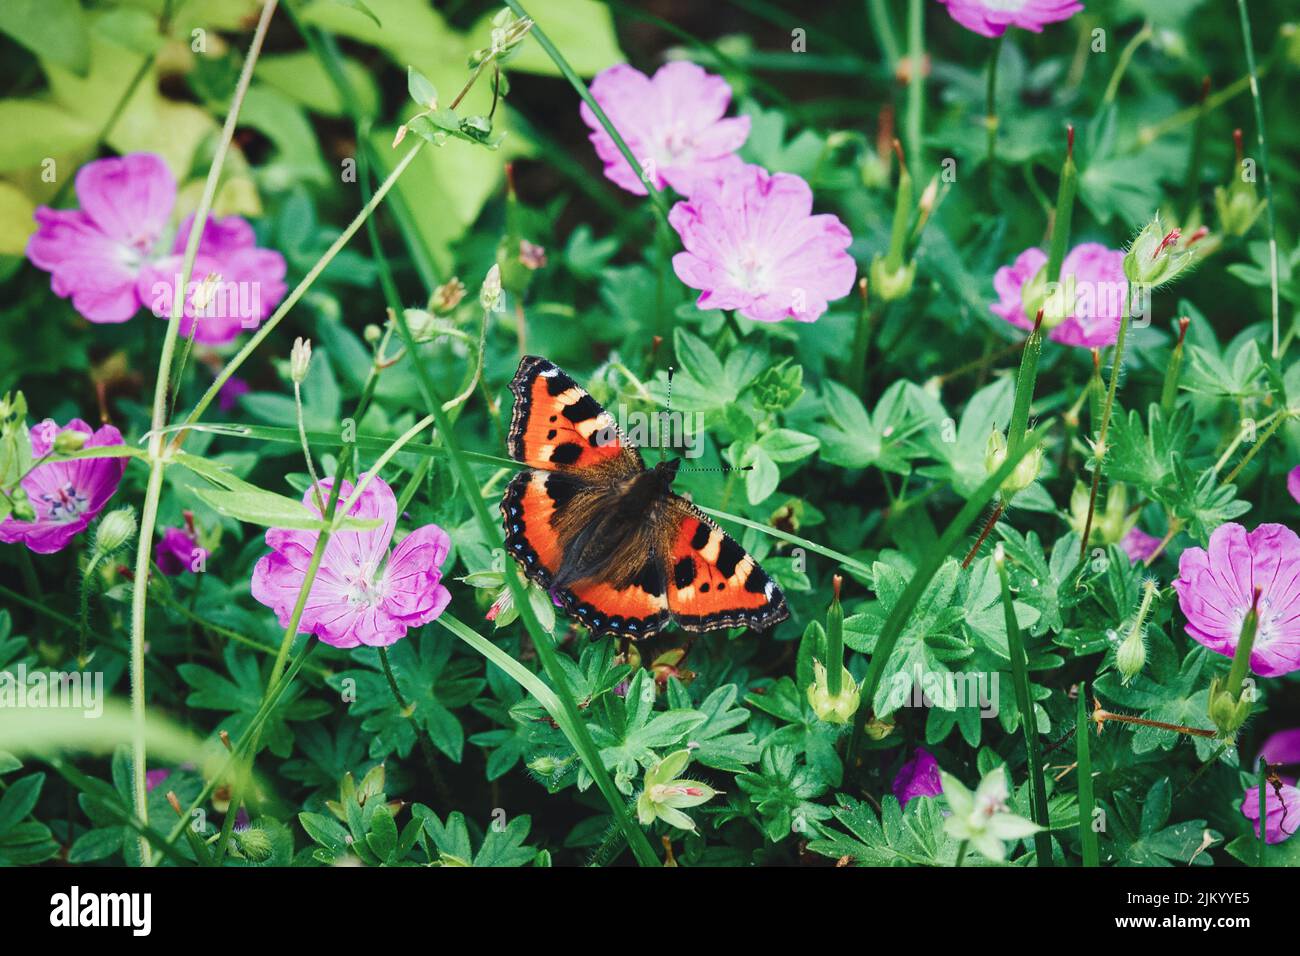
[[652, 457, 681, 491]]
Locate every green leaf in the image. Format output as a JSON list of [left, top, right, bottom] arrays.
[[407, 66, 438, 109], [0, 772, 43, 836], [0, 0, 90, 74], [190, 486, 381, 532]]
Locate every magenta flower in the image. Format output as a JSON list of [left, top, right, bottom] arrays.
[[1172, 523, 1300, 678], [26, 152, 285, 344], [1288, 465, 1300, 505], [936, 0, 1083, 38], [1242, 783, 1300, 844], [893, 747, 944, 807], [155, 526, 206, 576], [991, 243, 1127, 348], [145, 769, 171, 793], [1260, 728, 1300, 785], [670, 164, 856, 323], [251, 475, 451, 649], [0, 419, 126, 554], [1121, 527, 1162, 565], [138, 215, 286, 346], [580, 62, 750, 197], [218, 376, 250, 412]]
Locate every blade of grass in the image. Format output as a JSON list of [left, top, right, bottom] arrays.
[[1075, 685, 1099, 866], [504, 0, 669, 224], [1237, 0, 1280, 358], [127, 0, 279, 866], [996, 547, 1052, 865]]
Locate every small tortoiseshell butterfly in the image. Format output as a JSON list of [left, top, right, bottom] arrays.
[[501, 355, 789, 640]]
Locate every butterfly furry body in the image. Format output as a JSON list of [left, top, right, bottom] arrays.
[[501, 355, 788, 640]]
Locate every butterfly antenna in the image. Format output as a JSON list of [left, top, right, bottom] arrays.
[[660, 366, 675, 463]]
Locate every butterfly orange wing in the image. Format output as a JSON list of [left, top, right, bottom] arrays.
[[507, 355, 642, 476], [662, 501, 788, 633]]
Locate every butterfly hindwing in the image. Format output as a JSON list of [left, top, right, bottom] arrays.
[[502, 468, 671, 638], [662, 500, 788, 633], [507, 355, 642, 477]]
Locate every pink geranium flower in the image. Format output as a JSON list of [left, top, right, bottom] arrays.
[[251, 475, 451, 649], [670, 164, 856, 323], [580, 62, 751, 197], [991, 243, 1127, 348], [26, 152, 285, 344], [138, 215, 286, 345], [893, 747, 944, 807], [1288, 465, 1300, 504], [936, 0, 1083, 38], [1242, 783, 1300, 844], [155, 526, 207, 576], [0, 419, 126, 554], [1172, 523, 1300, 678], [1121, 527, 1162, 565]]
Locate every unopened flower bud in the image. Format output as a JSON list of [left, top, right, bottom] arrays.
[[290, 337, 312, 384], [53, 429, 87, 453], [870, 253, 916, 303], [479, 263, 504, 312], [363, 324, 382, 345], [519, 240, 547, 270], [94, 507, 137, 554], [985, 429, 1043, 496], [1125, 214, 1198, 288], [807, 659, 861, 724], [233, 825, 274, 863]]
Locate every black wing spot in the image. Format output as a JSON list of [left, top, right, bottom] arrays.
[[550, 442, 583, 465], [546, 429, 557, 440], [715, 535, 745, 578], [545, 371, 577, 396], [690, 521, 711, 551], [562, 393, 602, 424], [673, 556, 696, 590], [699, 583, 710, 593], [636, 559, 666, 597], [745, 564, 771, 594], [545, 473, 579, 511]]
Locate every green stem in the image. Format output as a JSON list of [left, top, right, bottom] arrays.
[[128, 0, 279, 866], [182, 141, 425, 429], [1237, 0, 1280, 358], [986, 35, 1004, 167], [77, 552, 104, 668], [1257, 757, 1268, 865], [955, 840, 969, 867], [1078, 311, 1132, 560], [213, 466, 345, 863], [904, 0, 924, 177], [847, 281, 877, 396], [504, 0, 669, 223], [867, 0, 901, 70], [1075, 685, 1099, 866], [1102, 21, 1152, 105], [1221, 412, 1289, 488], [996, 550, 1052, 865], [1007, 314, 1045, 456], [1160, 317, 1190, 413]]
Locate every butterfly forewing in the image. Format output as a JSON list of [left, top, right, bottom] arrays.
[[507, 355, 642, 478]]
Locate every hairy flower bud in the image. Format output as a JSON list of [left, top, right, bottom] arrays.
[[290, 337, 312, 385], [479, 264, 504, 313], [985, 429, 1042, 496], [1124, 214, 1198, 288], [94, 507, 137, 554]]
